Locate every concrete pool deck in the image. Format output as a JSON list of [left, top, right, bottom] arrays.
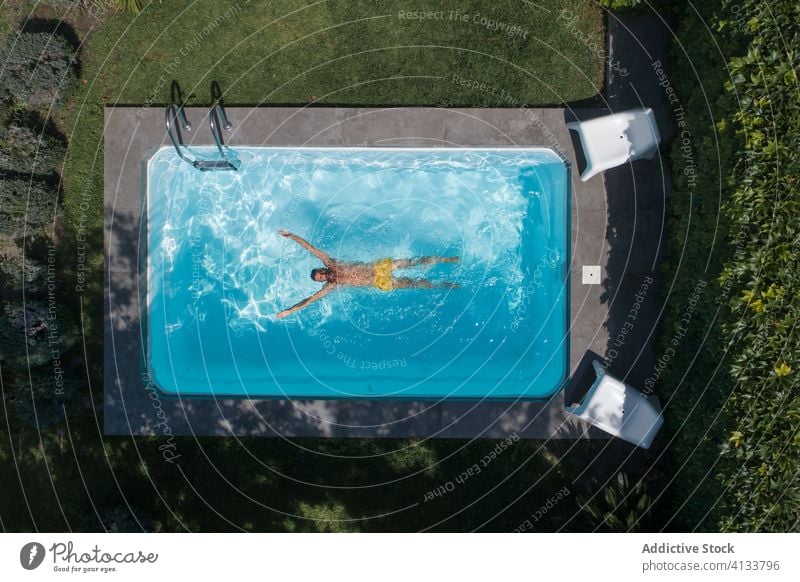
[[104, 105, 664, 438]]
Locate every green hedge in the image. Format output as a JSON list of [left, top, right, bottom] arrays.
[[0, 177, 59, 237], [657, 0, 799, 531], [0, 234, 44, 290], [0, 300, 78, 369], [0, 31, 77, 107], [0, 122, 67, 176], [715, 0, 800, 532], [12, 367, 81, 428], [597, 0, 642, 11]]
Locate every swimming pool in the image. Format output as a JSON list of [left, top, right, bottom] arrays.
[[145, 147, 570, 400]]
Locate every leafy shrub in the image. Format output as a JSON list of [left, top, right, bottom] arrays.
[[597, 0, 643, 11], [12, 367, 81, 428], [0, 32, 77, 106], [115, 0, 146, 15], [0, 177, 59, 237], [579, 473, 657, 532], [656, 0, 799, 532], [713, 0, 800, 532], [0, 300, 78, 369], [0, 123, 67, 176], [0, 234, 44, 290]]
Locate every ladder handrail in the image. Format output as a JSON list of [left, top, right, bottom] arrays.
[[164, 104, 238, 172], [209, 105, 227, 158], [209, 104, 238, 170], [210, 81, 232, 130], [165, 105, 195, 165], [217, 103, 232, 130]]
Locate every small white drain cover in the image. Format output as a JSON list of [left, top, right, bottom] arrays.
[[582, 265, 601, 284]]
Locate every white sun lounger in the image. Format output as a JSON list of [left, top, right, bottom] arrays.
[[566, 360, 664, 448], [567, 108, 661, 181]]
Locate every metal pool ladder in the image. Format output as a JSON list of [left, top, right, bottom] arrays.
[[164, 101, 240, 171]]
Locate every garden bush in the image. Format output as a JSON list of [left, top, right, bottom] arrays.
[[580, 473, 658, 532], [115, 0, 146, 14], [597, 0, 642, 11], [714, 0, 800, 532], [0, 235, 44, 290], [0, 122, 67, 176], [12, 366, 81, 428], [656, 0, 799, 532], [0, 31, 77, 107], [0, 177, 59, 237], [0, 300, 79, 369]]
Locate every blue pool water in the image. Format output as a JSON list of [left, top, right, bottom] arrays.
[[146, 147, 569, 399]]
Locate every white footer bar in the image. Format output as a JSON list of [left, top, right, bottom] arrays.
[[2, 533, 797, 581]]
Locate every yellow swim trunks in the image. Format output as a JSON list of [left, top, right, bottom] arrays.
[[373, 258, 394, 291]]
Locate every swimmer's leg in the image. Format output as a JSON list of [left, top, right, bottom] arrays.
[[392, 277, 460, 289], [392, 256, 460, 270]]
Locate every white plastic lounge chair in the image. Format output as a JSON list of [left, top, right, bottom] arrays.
[[567, 108, 661, 181], [566, 360, 664, 448]]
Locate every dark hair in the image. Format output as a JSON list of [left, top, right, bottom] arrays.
[[311, 268, 328, 280]]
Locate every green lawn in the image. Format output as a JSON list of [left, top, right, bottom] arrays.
[[1, 0, 619, 533], [77, 0, 604, 107]]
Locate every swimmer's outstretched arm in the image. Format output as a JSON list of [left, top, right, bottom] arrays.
[[276, 284, 335, 319], [279, 230, 333, 265]]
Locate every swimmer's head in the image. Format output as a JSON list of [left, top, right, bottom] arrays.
[[311, 268, 331, 283]]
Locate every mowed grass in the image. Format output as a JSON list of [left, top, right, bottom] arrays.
[[81, 0, 604, 107], [1, 1, 611, 532]]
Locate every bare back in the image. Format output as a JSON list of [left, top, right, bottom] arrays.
[[328, 261, 373, 287]]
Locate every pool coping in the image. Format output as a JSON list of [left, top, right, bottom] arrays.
[[105, 106, 612, 438]]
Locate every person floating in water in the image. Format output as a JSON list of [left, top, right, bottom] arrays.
[[276, 230, 460, 319]]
